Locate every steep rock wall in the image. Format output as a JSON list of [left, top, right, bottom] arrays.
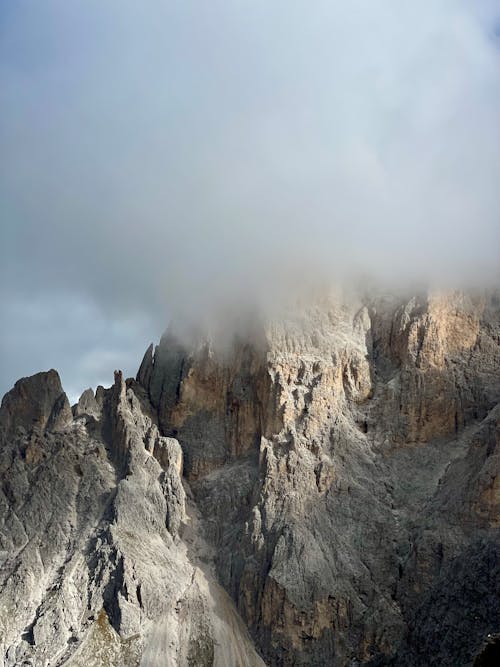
[[138, 289, 500, 666]]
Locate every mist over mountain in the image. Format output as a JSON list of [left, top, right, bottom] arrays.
[[1, 289, 500, 666], [1, 4, 500, 665], [1, 0, 500, 397]]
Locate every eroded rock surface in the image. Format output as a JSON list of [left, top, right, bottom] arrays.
[[0, 371, 265, 666], [1, 288, 499, 666], [138, 288, 500, 666]]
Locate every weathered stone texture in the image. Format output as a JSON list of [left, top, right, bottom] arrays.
[[1, 288, 499, 665]]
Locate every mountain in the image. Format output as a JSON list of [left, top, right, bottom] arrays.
[[1, 289, 499, 666]]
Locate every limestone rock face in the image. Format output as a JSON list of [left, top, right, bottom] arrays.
[[369, 291, 499, 444], [0, 369, 72, 436], [1, 288, 499, 666], [138, 288, 500, 666], [0, 372, 265, 666], [73, 387, 102, 420]]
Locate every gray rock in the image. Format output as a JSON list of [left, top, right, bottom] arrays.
[[73, 388, 101, 420], [1, 288, 499, 666], [0, 369, 72, 436], [0, 370, 266, 666], [138, 288, 500, 666]]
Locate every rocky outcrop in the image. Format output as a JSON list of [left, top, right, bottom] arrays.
[[0, 371, 266, 666], [369, 291, 499, 444], [137, 328, 273, 480], [0, 369, 72, 437], [137, 288, 500, 666], [73, 387, 101, 420], [1, 288, 499, 666]]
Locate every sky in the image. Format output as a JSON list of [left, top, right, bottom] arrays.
[[1, 0, 500, 402]]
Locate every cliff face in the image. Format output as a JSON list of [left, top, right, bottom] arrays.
[[0, 371, 265, 666], [1, 289, 499, 666]]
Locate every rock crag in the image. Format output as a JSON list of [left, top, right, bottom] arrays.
[[1, 288, 499, 665]]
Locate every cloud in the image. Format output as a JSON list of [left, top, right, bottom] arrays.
[[1, 0, 499, 395], [0, 290, 159, 402]]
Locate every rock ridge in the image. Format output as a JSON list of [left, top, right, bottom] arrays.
[[0, 287, 499, 665]]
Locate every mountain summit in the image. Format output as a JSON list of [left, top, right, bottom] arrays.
[[1, 290, 499, 666]]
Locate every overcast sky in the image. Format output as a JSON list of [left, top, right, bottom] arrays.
[[1, 1, 499, 402]]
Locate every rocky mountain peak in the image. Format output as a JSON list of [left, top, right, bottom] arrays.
[[0, 369, 72, 437], [0, 289, 499, 666]]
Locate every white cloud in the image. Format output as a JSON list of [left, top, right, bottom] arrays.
[[1, 0, 499, 393]]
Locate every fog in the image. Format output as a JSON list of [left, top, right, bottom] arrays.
[[1, 1, 499, 398]]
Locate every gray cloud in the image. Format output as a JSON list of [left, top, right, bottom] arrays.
[[1, 0, 499, 398], [0, 291, 160, 403]]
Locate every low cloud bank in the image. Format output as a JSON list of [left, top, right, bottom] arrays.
[[1, 1, 499, 392]]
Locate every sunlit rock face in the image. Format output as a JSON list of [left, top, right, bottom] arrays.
[[1, 288, 499, 666], [0, 371, 265, 667], [138, 288, 500, 666]]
